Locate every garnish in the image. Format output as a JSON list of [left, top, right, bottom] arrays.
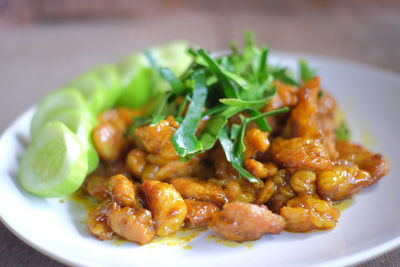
[[128, 32, 316, 184], [299, 59, 316, 82], [336, 122, 352, 141]]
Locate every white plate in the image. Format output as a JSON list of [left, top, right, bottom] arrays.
[[1, 53, 399, 267]]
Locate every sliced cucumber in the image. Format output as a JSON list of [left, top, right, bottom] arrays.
[[69, 72, 108, 114], [43, 109, 99, 174], [19, 122, 88, 197], [116, 41, 192, 108], [150, 40, 192, 76], [93, 64, 122, 110], [117, 56, 153, 108], [30, 88, 96, 138]]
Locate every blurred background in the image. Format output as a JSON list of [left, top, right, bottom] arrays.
[[1, 0, 400, 266], [1, 0, 399, 133]]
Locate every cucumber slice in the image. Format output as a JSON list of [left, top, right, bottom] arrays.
[[116, 56, 153, 108], [19, 122, 88, 197], [116, 41, 192, 108], [69, 72, 108, 114], [44, 109, 99, 174], [31, 88, 96, 138], [93, 64, 122, 110], [150, 41, 192, 76]]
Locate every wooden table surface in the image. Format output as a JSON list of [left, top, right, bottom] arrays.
[[1, 7, 399, 267]]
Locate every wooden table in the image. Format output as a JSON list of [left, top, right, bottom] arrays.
[[1, 9, 399, 266]]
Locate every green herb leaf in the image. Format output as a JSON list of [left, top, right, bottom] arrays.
[[299, 59, 316, 82], [272, 68, 300, 86], [152, 91, 173, 116], [230, 124, 241, 140], [171, 70, 208, 157], [239, 76, 275, 102], [222, 71, 251, 91], [247, 106, 290, 122], [202, 104, 227, 116], [150, 115, 165, 126], [197, 49, 239, 98], [159, 67, 185, 94], [199, 115, 227, 151], [218, 127, 260, 184], [260, 74, 275, 94], [176, 97, 188, 118], [257, 46, 269, 78], [235, 115, 248, 159], [221, 105, 245, 118], [242, 31, 260, 73], [219, 95, 274, 108], [335, 122, 351, 141], [218, 127, 235, 162], [248, 108, 270, 131]]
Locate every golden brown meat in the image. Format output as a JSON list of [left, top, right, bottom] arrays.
[[223, 180, 240, 201], [209, 202, 286, 242], [336, 141, 389, 184], [361, 154, 389, 184], [317, 165, 371, 201], [107, 174, 141, 208], [107, 207, 155, 245], [141, 180, 187, 237], [321, 132, 339, 160], [169, 177, 228, 206], [256, 180, 276, 204], [141, 157, 200, 181], [184, 199, 219, 228], [280, 195, 340, 232], [126, 149, 147, 178], [244, 159, 278, 179], [211, 146, 240, 180], [244, 128, 270, 159], [317, 90, 337, 133], [289, 170, 317, 196], [270, 137, 332, 171], [135, 117, 179, 161], [82, 174, 109, 201], [224, 179, 258, 203], [87, 200, 119, 240], [267, 169, 296, 213], [92, 122, 126, 161], [287, 77, 321, 138], [263, 80, 298, 111], [98, 108, 140, 133]]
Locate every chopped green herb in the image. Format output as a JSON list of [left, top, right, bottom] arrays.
[[271, 68, 300, 86], [336, 122, 352, 141], [218, 127, 260, 184], [248, 108, 270, 132], [197, 49, 239, 98], [199, 115, 227, 151], [150, 115, 165, 126], [159, 67, 185, 95], [299, 59, 316, 82], [171, 70, 208, 157], [257, 46, 269, 78], [129, 32, 297, 184]]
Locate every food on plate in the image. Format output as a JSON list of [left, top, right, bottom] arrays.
[[19, 32, 390, 244], [19, 121, 88, 197]]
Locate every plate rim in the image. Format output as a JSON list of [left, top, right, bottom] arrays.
[[1, 52, 400, 267]]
